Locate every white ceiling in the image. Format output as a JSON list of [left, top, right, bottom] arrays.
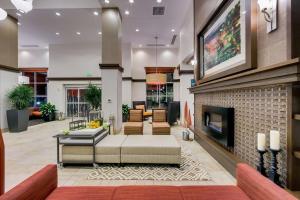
[[0, 0, 192, 49]]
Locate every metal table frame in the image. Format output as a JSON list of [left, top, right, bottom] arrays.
[[53, 126, 110, 168]]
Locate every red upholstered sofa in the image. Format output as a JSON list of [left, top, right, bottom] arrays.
[[0, 164, 297, 200]]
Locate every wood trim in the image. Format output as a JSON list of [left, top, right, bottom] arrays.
[[190, 58, 300, 93], [19, 68, 48, 73], [179, 70, 194, 76], [47, 77, 102, 81], [294, 114, 300, 121], [145, 67, 176, 74], [0, 64, 19, 73], [99, 64, 124, 72], [122, 77, 133, 81], [194, 129, 243, 177], [132, 79, 146, 82]]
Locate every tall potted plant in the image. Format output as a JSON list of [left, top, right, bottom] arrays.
[[40, 103, 56, 122], [122, 104, 129, 122], [85, 84, 102, 122], [7, 85, 33, 133]]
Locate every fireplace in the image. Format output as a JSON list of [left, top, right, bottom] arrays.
[[202, 105, 234, 148]]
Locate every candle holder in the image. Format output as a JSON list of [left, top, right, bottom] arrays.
[[268, 149, 282, 187], [257, 150, 267, 177]]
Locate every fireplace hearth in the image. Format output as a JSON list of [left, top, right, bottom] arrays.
[[202, 105, 234, 148]]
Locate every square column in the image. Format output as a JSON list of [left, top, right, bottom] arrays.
[[100, 8, 123, 133]]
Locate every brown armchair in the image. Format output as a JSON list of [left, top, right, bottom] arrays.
[[124, 109, 144, 135], [152, 109, 170, 135]]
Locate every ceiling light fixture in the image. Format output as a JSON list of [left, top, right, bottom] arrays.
[[76, 32, 81, 35], [129, 0, 134, 3], [104, 0, 110, 4], [0, 8, 8, 21], [55, 32, 60, 36], [16, 12, 22, 16], [93, 11, 99, 16], [17, 22, 21, 25], [156, 0, 162, 3], [55, 12, 61, 16], [125, 10, 130, 15], [136, 28, 140, 32], [11, 0, 33, 14], [171, 29, 175, 32], [98, 32, 102, 35]]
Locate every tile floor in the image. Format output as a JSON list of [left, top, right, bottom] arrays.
[[3, 119, 235, 192]]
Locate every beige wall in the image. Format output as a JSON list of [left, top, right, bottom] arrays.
[[194, 0, 292, 75], [0, 16, 18, 68]]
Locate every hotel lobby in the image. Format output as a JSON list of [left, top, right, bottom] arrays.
[[0, 0, 300, 199]]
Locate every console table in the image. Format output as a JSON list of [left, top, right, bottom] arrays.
[[53, 126, 110, 168]]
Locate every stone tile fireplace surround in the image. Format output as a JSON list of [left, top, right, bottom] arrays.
[[191, 58, 300, 189]]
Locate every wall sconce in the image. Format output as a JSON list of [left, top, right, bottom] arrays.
[[257, 0, 278, 33]]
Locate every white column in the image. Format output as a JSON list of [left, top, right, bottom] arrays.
[[100, 8, 123, 133]]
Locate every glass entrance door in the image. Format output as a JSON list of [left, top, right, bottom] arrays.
[[66, 88, 89, 118], [146, 83, 173, 109]]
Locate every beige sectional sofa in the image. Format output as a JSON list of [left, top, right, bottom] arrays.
[[61, 135, 181, 166]]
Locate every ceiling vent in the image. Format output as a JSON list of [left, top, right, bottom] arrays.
[[153, 7, 165, 15], [20, 44, 40, 48], [171, 34, 177, 45], [146, 44, 166, 47]]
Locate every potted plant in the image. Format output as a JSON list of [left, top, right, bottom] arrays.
[[6, 85, 33, 133], [40, 103, 56, 122], [122, 104, 129, 122], [85, 84, 102, 122]]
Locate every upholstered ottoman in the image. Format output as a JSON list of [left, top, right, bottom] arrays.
[[121, 135, 181, 165], [62, 135, 127, 164], [152, 122, 171, 135]]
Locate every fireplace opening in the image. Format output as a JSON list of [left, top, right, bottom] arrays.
[[202, 105, 234, 148]]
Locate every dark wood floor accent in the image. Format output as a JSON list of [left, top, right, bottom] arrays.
[[194, 130, 242, 177]]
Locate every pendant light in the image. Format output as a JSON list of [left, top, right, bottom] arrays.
[[11, 0, 33, 13], [0, 8, 7, 21]]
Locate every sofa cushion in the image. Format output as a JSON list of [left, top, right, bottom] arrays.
[[96, 135, 127, 155], [46, 187, 116, 200], [153, 122, 170, 135], [112, 186, 182, 200], [124, 122, 143, 135], [180, 186, 251, 200], [121, 135, 180, 155], [237, 163, 298, 200]]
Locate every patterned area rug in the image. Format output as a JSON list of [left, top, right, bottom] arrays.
[[87, 151, 211, 181]]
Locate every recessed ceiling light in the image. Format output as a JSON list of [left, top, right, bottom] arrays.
[[157, 0, 162, 3], [125, 10, 130, 15], [17, 22, 21, 26], [93, 11, 99, 16], [171, 29, 175, 32], [55, 12, 61, 16], [136, 28, 140, 32], [16, 12, 22, 17], [76, 32, 81, 35], [98, 32, 102, 35], [56, 32, 60, 36], [129, 0, 134, 3], [104, 0, 110, 4]]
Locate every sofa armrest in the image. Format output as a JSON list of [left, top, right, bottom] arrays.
[[237, 163, 297, 200], [0, 165, 57, 200]]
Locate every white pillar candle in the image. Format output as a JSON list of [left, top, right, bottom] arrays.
[[270, 130, 280, 150], [257, 133, 266, 151]]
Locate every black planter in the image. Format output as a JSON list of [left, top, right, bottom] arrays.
[[122, 114, 128, 122], [6, 109, 29, 133], [43, 113, 55, 122]]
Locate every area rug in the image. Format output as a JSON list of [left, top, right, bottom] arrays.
[[87, 151, 211, 181]]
